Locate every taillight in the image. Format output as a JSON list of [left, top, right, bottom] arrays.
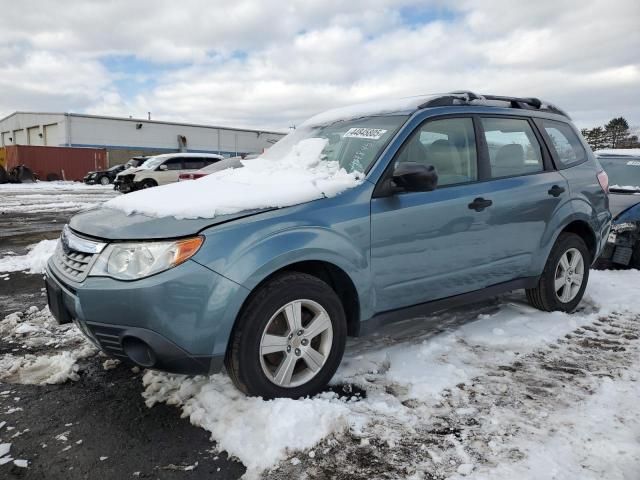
[[597, 170, 609, 194]]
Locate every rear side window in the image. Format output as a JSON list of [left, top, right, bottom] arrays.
[[203, 157, 220, 166], [395, 117, 478, 187], [183, 158, 206, 169], [481, 117, 543, 178], [540, 120, 587, 168]]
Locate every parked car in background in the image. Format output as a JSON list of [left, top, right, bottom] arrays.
[[178, 156, 249, 181], [115, 153, 224, 192], [114, 156, 149, 191], [596, 150, 640, 268], [46, 92, 610, 399], [84, 164, 125, 185]]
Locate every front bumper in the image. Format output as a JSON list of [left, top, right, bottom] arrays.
[[45, 257, 249, 375], [83, 176, 97, 184]]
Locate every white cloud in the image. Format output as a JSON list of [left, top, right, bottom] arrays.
[[1, 0, 639, 129]]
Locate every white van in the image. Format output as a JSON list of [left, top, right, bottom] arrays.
[[114, 153, 224, 192]]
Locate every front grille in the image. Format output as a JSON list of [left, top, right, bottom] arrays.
[[87, 323, 127, 359], [53, 225, 106, 282], [53, 243, 95, 281]]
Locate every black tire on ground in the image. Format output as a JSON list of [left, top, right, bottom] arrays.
[[631, 246, 640, 270], [99, 175, 111, 185], [16, 166, 35, 183], [0, 165, 7, 184], [46, 173, 61, 181], [140, 179, 157, 189], [225, 272, 347, 399], [526, 232, 591, 312]]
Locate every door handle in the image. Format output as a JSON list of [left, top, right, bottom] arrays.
[[468, 197, 493, 212], [548, 185, 565, 197]]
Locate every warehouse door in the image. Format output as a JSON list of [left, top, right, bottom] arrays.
[[43, 124, 59, 146], [28, 127, 43, 146]]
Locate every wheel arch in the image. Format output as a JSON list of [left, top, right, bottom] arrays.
[[560, 219, 597, 261], [235, 260, 362, 338]]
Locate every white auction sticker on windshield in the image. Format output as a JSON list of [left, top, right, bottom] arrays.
[[343, 128, 388, 140], [626, 160, 640, 166]]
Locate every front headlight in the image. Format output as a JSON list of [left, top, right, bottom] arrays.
[[90, 236, 203, 280]]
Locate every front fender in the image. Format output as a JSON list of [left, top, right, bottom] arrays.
[[192, 187, 374, 321]]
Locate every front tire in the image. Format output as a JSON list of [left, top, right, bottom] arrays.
[[225, 272, 347, 399], [140, 179, 157, 189], [526, 233, 590, 312], [99, 175, 110, 185]]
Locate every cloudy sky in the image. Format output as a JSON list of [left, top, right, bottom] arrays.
[[2, 0, 639, 131]]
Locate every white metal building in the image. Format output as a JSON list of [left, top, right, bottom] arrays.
[[0, 112, 286, 165]]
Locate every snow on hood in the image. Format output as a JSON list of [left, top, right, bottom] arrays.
[[105, 138, 363, 220]]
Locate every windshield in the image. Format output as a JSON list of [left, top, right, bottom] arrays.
[[599, 157, 640, 191], [108, 164, 123, 171], [263, 115, 408, 174]]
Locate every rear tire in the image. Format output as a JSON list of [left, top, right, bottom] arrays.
[[225, 272, 347, 399], [526, 233, 590, 312]]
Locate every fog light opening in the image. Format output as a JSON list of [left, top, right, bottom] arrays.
[[122, 336, 156, 368]]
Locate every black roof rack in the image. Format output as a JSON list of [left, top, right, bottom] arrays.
[[418, 91, 570, 119]]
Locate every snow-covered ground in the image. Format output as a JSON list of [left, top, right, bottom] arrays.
[[0, 240, 58, 274], [0, 182, 117, 214], [2, 269, 639, 479]]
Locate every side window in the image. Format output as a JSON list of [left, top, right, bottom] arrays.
[[540, 120, 587, 168], [203, 157, 220, 166], [183, 158, 205, 170], [481, 118, 543, 178], [163, 158, 183, 170], [395, 117, 478, 187]]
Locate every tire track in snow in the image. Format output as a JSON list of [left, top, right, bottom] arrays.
[[267, 312, 640, 479]]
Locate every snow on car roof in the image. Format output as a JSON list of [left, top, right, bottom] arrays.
[[595, 149, 640, 157], [302, 94, 441, 126]]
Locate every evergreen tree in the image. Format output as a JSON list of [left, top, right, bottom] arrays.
[[604, 117, 630, 148]]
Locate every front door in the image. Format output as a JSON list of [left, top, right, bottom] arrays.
[[371, 116, 495, 313], [155, 157, 184, 185]]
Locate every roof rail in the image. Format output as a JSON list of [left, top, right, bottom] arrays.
[[418, 91, 570, 119]]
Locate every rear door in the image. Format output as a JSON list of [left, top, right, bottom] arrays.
[[182, 157, 207, 175], [476, 116, 570, 281]]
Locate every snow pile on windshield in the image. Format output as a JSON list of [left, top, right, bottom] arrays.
[[142, 270, 640, 479], [0, 240, 57, 274], [105, 138, 363, 219]]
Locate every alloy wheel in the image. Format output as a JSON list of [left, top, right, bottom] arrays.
[[554, 247, 584, 303], [259, 299, 333, 388]]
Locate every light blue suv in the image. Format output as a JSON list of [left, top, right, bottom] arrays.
[[45, 92, 611, 398]]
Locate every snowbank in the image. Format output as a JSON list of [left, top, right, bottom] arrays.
[[142, 373, 351, 475], [0, 307, 96, 385], [141, 270, 640, 478], [105, 138, 362, 219], [0, 239, 57, 274]]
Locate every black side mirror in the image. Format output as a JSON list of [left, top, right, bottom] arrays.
[[392, 162, 438, 193]]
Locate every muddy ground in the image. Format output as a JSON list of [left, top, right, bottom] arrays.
[[1, 201, 246, 479]]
